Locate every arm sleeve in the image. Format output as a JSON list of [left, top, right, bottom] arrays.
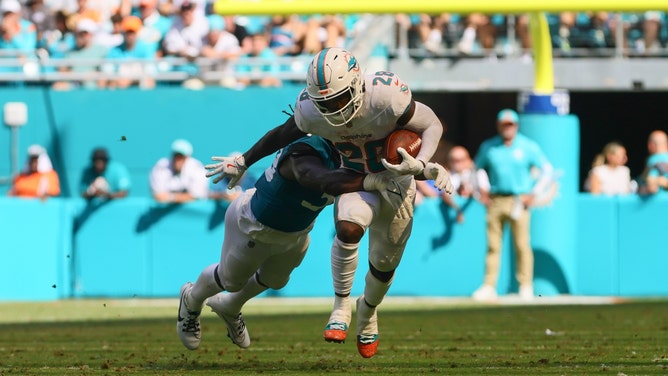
[[403, 101, 443, 164]]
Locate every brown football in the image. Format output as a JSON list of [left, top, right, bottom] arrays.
[[383, 129, 422, 165]]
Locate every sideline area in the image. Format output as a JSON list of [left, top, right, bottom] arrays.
[[0, 295, 632, 324]]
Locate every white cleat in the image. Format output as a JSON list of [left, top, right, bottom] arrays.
[[519, 285, 534, 301], [176, 282, 201, 350], [206, 295, 250, 348], [472, 284, 498, 302]]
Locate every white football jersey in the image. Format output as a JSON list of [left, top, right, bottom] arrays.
[[295, 71, 413, 173]]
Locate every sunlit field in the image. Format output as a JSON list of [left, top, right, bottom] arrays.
[[0, 297, 666, 375]]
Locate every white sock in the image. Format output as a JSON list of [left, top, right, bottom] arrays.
[[363, 270, 394, 307], [218, 274, 268, 315], [330, 237, 359, 296], [189, 263, 224, 311]]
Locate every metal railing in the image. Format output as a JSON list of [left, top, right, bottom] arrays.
[[0, 55, 315, 85]]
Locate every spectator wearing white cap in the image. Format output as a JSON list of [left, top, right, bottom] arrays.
[[8, 144, 61, 199], [472, 108, 553, 302], [149, 139, 208, 203]]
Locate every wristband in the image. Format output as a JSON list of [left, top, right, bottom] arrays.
[[363, 174, 378, 191]]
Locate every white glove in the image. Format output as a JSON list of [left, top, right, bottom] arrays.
[[423, 162, 454, 195], [381, 147, 425, 176], [363, 171, 409, 211], [205, 154, 247, 188]]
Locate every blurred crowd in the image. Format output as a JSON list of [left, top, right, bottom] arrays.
[[1, 2, 667, 89], [397, 12, 668, 59], [0, 0, 361, 88]]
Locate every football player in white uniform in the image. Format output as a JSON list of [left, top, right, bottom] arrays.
[[207, 47, 453, 358]]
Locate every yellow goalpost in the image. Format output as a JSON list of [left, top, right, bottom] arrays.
[[213, 0, 667, 15]]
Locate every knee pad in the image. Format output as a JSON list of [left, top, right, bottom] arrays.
[[369, 261, 395, 283], [256, 271, 290, 290]]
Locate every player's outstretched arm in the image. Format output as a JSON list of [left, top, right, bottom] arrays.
[[206, 116, 307, 187], [244, 116, 307, 167]]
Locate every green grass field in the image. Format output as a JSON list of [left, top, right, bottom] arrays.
[[0, 298, 666, 375]]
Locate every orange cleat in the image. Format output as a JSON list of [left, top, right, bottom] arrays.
[[356, 334, 379, 358], [323, 322, 348, 343]]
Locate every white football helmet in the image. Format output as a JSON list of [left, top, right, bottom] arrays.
[[306, 47, 364, 126]]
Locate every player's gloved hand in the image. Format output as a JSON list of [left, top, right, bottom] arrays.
[[381, 147, 425, 176], [363, 171, 410, 211], [423, 162, 454, 194], [205, 154, 247, 188]]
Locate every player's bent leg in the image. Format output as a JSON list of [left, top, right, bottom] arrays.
[[356, 295, 379, 358], [177, 282, 201, 350], [206, 273, 270, 349], [207, 294, 251, 349]]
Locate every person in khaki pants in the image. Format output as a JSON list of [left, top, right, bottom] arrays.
[[472, 109, 553, 301]]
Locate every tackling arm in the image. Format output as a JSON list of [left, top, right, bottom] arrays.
[[282, 153, 366, 196], [243, 115, 307, 167]]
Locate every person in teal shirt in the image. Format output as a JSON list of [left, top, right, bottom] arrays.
[[102, 16, 156, 89], [472, 108, 553, 302], [0, 0, 38, 76], [644, 130, 668, 193], [80, 147, 131, 200]]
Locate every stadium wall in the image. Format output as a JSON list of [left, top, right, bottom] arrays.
[[0, 87, 666, 301]]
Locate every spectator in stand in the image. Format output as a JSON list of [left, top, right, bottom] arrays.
[[200, 14, 241, 87], [267, 15, 305, 56], [222, 15, 252, 55], [442, 145, 490, 223], [0, 0, 38, 63], [458, 13, 532, 61], [235, 33, 282, 88], [93, 12, 124, 49], [45, 10, 75, 59], [134, 0, 172, 56], [150, 139, 208, 203], [161, 1, 207, 77], [457, 13, 494, 57], [640, 12, 665, 55], [640, 130, 668, 194], [8, 144, 60, 199], [100, 15, 156, 89], [51, 18, 108, 90], [22, 0, 55, 49], [68, 0, 103, 29], [301, 14, 347, 54], [80, 147, 131, 200], [584, 141, 634, 195], [51, 18, 108, 89], [158, 0, 206, 19], [472, 109, 553, 302]]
